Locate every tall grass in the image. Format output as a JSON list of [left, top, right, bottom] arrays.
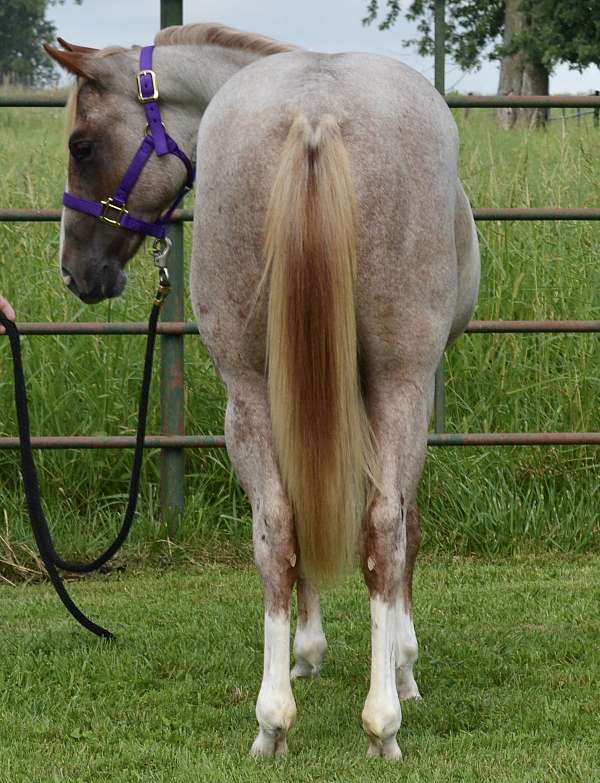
[[0, 105, 599, 567]]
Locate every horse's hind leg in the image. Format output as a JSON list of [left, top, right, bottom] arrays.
[[395, 504, 422, 701], [224, 374, 298, 757], [393, 380, 435, 700], [361, 378, 429, 760], [291, 578, 327, 679]]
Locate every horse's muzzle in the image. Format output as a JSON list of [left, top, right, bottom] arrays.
[[61, 263, 127, 304]]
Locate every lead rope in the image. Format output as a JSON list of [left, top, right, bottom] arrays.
[[0, 244, 171, 639]]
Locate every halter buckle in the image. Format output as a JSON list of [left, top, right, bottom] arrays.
[[100, 197, 128, 227], [137, 69, 159, 103], [145, 121, 166, 137]]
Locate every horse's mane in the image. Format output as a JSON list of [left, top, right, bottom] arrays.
[[154, 23, 297, 57], [64, 27, 294, 138]]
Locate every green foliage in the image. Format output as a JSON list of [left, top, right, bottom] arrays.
[[364, 1, 504, 71], [1, 558, 600, 779], [363, 0, 600, 73], [0, 0, 82, 87], [514, 0, 600, 72], [363, 0, 402, 29]]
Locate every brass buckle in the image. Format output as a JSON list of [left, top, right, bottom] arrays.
[[137, 69, 159, 103], [154, 267, 171, 307], [100, 198, 128, 227]]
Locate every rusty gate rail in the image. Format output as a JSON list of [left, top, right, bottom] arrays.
[[1, 433, 600, 450], [5, 320, 600, 336], [4, 208, 600, 221], [4, 94, 600, 109]]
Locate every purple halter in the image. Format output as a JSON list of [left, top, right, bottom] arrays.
[[62, 45, 195, 242]]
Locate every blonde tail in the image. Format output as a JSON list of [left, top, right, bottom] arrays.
[[263, 113, 376, 584]]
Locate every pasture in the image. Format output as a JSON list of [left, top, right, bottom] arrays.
[[0, 97, 599, 773], [0, 104, 599, 568]]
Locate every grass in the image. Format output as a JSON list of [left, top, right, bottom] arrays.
[[0, 103, 600, 567], [1, 555, 599, 781]]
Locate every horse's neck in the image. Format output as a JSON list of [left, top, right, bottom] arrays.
[[155, 44, 259, 102], [151, 44, 262, 155]]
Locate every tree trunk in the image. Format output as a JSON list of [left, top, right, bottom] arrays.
[[497, 0, 549, 129]]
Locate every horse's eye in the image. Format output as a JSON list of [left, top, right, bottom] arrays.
[[69, 140, 94, 162]]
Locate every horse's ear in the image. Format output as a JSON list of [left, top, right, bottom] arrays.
[[57, 37, 99, 55], [43, 44, 95, 79]]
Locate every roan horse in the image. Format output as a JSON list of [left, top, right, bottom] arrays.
[[46, 23, 480, 759]]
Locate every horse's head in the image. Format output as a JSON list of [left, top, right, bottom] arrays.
[[45, 40, 193, 304]]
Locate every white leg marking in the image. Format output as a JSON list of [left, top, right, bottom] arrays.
[[291, 582, 327, 679], [362, 597, 402, 760], [395, 604, 421, 701], [251, 611, 296, 757]]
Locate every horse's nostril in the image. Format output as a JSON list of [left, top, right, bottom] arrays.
[[100, 264, 126, 299], [61, 266, 81, 298]]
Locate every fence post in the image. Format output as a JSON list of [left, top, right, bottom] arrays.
[[464, 91, 473, 120], [434, 0, 445, 96], [159, 0, 185, 535], [594, 91, 599, 128], [433, 0, 446, 433]]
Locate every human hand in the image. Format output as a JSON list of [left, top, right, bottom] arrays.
[[0, 295, 15, 334]]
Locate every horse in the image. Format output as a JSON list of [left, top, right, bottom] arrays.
[[45, 23, 480, 759]]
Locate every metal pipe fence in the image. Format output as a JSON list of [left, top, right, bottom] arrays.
[[5, 94, 600, 109], [4, 207, 600, 221], [547, 109, 597, 123], [1, 0, 599, 531]]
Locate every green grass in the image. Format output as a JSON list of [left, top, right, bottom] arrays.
[[1, 104, 600, 567], [1, 556, 599, 781]]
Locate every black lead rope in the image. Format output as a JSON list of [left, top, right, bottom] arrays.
[[0, 275, 169, 639]]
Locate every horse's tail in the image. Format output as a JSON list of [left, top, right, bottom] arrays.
[[263, 113, 377, 584]]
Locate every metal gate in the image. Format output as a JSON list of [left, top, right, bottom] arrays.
[[1, 0, 599, 533]]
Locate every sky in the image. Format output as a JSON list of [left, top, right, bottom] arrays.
[[48, 0, 600, 94]]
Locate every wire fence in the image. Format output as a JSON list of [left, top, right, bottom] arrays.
[[547, 108, 599, 125]]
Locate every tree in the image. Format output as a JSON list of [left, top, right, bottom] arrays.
[[363, 1, 600, 128], [0, 0, 82, 87]]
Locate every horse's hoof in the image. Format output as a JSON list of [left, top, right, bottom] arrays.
[[398, 681, 422, 702], [250, 728, 289, 758], [366, 736, 402, 760], [396, 667, 422, 701], [291, 660, 320, 680], [251, 730, 276, 758]]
